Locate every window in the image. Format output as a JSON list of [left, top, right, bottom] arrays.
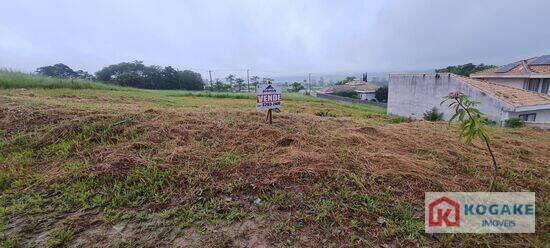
[[526, 79, 540, 92], [542, 79, 550, 94], [518, 113, 536, 122]]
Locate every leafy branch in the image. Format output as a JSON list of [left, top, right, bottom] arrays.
[[442, 91, 498, 191]]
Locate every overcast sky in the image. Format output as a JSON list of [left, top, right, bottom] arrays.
[[1, 0, 549, 78]]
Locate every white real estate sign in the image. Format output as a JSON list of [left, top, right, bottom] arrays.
[[256, 83, 282, 110]]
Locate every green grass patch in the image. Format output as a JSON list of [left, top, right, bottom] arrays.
[[208, 152, 241, 169], [0, 70, 121, 90], [47, 225, 75, 248]]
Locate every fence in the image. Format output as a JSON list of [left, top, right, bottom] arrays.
[[315, 92, 387, 108]]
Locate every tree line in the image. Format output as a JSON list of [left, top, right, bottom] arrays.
[[36, 61, 204, 90], [35, 62, 278, 92], [435, 63, 496, 76], [207, 74, 274, 92]]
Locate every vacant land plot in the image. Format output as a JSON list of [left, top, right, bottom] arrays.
[[0, 75, 549, 247]]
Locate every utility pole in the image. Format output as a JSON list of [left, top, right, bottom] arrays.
[[246, 69, 250, 92], [308, 73, 311, 95], [208, 70, 213, 89]]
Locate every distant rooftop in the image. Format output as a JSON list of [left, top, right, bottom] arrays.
[[472, 55, 550, 77], [317, 80, 380, 94]]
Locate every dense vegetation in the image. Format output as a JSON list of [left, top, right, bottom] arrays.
[[95, 61, 204, 90], [435, 63, 496, 76], [375, 86, 388, 102], [0, 70, 120, 90], [334, 90, 359, 98], [33, 61, 204, 91]]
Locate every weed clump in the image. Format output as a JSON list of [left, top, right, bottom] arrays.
[[422, 107, 444, 121], [389, 116, 410, 124], [504, 118, 525, 128], [315, 111, 337, 117]]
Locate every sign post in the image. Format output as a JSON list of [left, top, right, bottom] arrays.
[[256, 83, 282, 124]]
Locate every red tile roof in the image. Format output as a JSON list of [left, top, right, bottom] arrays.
[[454, 75, 550, 108]]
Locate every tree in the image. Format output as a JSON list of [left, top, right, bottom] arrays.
[[36, 63, 92, 79], [225, 74, 236, 87], [318, 77, 325, 87], [95, 61, 203, 90], [375, 86, 388, 102], [162, 66, 179, 89], [442, 91, 498, 191], [211, 79, 231, 92], [289, 82, 305, 92], [262, 77, 274, 84], [234, 78, 245, 92], [95, 61, 147, 86], [74, 70, 95, 80], [250, 76, 260, 89], [336, 76, 356, 85], [177, 70, 204, 90], [436, 63, 496, 76]]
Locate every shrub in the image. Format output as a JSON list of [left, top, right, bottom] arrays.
[[334, 90, 358, 99], [389, 116, 410, 124], [423, 107, 444, 121], [504, 118, 525, 128]]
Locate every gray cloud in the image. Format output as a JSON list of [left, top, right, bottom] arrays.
[[1, 0, 549, 78]]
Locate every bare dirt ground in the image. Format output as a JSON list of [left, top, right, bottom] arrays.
[[0, 89, 549, 247]]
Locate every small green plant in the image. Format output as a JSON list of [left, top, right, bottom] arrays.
[[47, 226, 75, 248], [389, 116, 410, 124], [315, 111, 337, 117], [504, 118, 525, 128], [209, 152, 240, 169], [423, 107, 444, 121], [0, 235, 19, 248], [442, 91, 498, 191]]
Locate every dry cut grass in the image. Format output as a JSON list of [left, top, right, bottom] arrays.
[[0, 88, 548, 247]]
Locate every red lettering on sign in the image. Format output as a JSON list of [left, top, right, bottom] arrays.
[[257, 94, 282, 103]]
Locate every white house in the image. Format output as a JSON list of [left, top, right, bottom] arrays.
[[317, 80, 380, 101], [388, 73, 550, 129]]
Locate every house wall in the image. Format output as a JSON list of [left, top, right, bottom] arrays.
[[388, 74, 513, 123], [482, 78, 526, 89], [478, 77, 550, 95], [508, 109, 550, 122], [359, 92, 376, 101]]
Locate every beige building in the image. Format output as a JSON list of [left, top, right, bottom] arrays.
[[471, 55, 550, 95], [388, 55, 550, 128]]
